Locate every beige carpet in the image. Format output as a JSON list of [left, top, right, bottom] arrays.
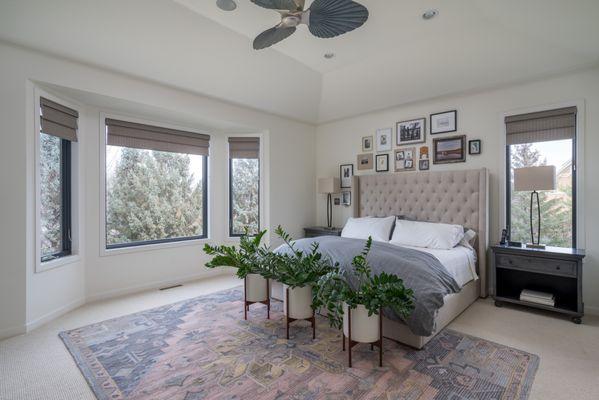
[[1, 274, 598, 400]]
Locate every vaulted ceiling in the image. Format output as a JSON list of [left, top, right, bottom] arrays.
[[1, 0, 598, 124]]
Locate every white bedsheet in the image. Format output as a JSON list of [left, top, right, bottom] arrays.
[[400, 245, 478, 287]]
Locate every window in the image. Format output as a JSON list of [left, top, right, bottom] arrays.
[[39, 97, 77, 262], [228, 137, 260, 236], [505, 107, 577, 247], [104, 119, 209, 249]]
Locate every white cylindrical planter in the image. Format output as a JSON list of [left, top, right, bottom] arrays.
[[343, 303, 380, 344], [283, 285, 313, 319], [244, 273, 268, 302]]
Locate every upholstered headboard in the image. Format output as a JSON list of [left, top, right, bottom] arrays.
[[353, 168, 489, 297]]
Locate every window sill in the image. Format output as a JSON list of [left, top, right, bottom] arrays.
[[36, 254, 81, 273], [100, 237, 210, 257]]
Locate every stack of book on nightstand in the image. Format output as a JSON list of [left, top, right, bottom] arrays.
[[520, 289, 555, 307]]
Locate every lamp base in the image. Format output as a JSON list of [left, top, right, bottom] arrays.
[[526, 243, 546, 249]]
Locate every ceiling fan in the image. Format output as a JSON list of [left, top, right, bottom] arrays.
[[250, 0, 369, 50]]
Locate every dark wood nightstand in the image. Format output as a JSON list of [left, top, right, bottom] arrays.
[[303, 227, 343, 238], [491, 244, 585, 324]]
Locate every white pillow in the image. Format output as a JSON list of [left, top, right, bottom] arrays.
[[341, 216, 395, 242], [390, 219, 464, 250]]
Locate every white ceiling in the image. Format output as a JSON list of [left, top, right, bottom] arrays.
[[1, 0, 599, 123]]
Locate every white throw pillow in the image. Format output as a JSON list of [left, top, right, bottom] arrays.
[[390, 219, 464, 250], [341, 216, 395, 242]]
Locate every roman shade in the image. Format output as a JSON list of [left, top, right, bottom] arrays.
[[505, 106, 577, 145], [40, 97, 79, 142], [106, 118, 210, 156], [228, 137, 260, 159]]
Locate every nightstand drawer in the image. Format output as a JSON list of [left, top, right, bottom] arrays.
[[496, 254, 577, 277], [304, 227, 342, 238]]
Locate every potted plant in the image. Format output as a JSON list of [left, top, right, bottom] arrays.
[[203, 229, 272, 319], [313, 237, 415, 367], [272, 226, 337, 339]]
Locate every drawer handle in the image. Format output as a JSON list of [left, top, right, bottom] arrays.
[[556, 266, 561, 270]]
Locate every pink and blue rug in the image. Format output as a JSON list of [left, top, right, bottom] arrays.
[[60, 287, 539, 399]]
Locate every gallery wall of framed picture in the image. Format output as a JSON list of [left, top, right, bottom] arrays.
[[341, 109, 483, 187]]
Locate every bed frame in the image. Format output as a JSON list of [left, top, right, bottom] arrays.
[[352, 168, 489, 348]]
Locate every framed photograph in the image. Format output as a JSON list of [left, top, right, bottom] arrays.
[[375, 154, 389, 172], [339, 164, 353, 188], [357, 153, 373, 170], [334, 197, 340, 206], [419, 145, 429, 160], [419, 159, 430, 170], [375, 128, 392, 152], [341, 191, 351, 207], [430, 110, 457, 134], [394, 147, 415, 172], [362, 135, 373, 152], [396, 118, 426, 145], [433, 135, 466, 164], [469, 139, 481, 155]]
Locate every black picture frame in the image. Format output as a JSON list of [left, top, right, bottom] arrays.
[[339, 163, 354, 188], [430, 110, 457, 134], [375, 154, 389, 172], [469, 139, 481, 155], [419, 159, 430, 171], [396, 118, 426, 145], [433, 135, 466, 164]]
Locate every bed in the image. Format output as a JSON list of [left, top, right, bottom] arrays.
[[351, 168, 488, 348], [273, 168, 488, 349]]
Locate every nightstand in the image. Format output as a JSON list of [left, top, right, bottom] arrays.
[[491, 245, 585, 324], [303, 227, 343, 238]]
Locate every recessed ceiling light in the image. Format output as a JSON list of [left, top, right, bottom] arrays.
[[324, 52, 335, 59], [216, 0, 237, 11], [422, 9, 438, 20]]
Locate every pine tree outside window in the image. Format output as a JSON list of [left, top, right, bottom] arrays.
[[505, 107, 577, 248], [228, 137, 260, 237]]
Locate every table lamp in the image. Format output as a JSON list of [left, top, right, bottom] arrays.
[[318, 177, 340, 229], [514, 166, 556, 249]]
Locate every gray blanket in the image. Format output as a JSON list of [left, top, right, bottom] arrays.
[[275, 236, 460, 336]]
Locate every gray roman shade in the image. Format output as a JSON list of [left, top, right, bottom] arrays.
[[505, 106, 577, 145], [40, 97, 79, 142], [106, 118, 210, 156], [228, 137, 260, 159]]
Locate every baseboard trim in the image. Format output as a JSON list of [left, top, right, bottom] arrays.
[[0, 324, 26, 341], [585, 305, 599, 316], [86, 269, 234, 303], [25, 297, 86, 333]]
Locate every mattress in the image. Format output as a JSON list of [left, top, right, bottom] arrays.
[[398, 245, 478, 288]]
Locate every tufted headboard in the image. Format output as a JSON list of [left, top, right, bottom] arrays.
[[353, 168, 489, 297]]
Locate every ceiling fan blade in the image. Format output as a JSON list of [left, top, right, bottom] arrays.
[[308, 0, 369, 38], [253, 26, 297, 50], [251, 0, 301, 11]]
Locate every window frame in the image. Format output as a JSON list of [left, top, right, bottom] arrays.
[[504, 113, 578, 249], [100, 113, 210, 255], [34, 89, 80, 273], [228, 156, 261, 237]]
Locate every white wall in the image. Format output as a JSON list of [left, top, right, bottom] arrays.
[[0, 42, 316, 338], [315, 67, 599, 313]]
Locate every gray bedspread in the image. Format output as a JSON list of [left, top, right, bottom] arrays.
[[274, 236, 461, 336]]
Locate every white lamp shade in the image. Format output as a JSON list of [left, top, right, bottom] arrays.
[[318, 177, 340, 194], [514, 166, 556, 191]]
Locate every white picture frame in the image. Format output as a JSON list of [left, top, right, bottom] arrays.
[[376, 128, 392, 152]]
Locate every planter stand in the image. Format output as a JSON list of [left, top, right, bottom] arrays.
[[342, 307, 383, 367], [243, 276, 270, 320], [285, 286, 316, 340]]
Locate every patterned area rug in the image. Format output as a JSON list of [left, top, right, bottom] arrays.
[[60, 287, 539, 400]]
